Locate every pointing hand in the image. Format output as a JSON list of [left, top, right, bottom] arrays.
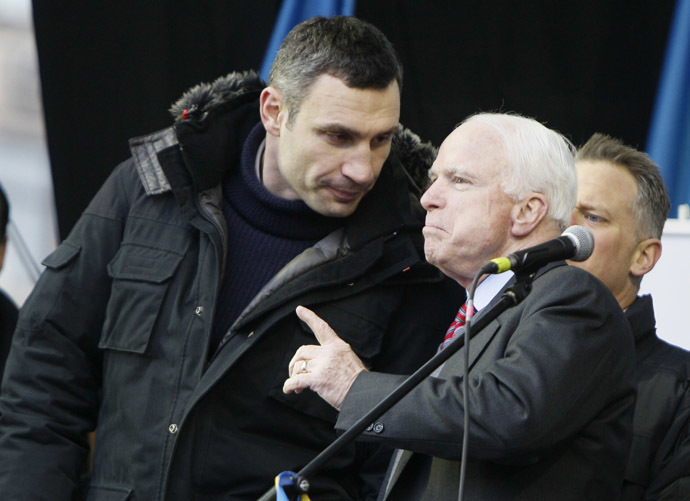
[[283, 306, 367, 410]]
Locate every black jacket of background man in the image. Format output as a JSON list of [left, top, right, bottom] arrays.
[[622, 294, 690, 500]]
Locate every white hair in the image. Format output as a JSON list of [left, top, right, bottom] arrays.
[[463, 113, 577, 230]]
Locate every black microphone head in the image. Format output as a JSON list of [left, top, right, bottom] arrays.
[[563, 225, 594, 262]]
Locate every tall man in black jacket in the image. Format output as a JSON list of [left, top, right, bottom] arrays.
[[569, 133, 690, 500], [0, 16, 461, 500]]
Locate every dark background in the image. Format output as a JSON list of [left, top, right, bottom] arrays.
[[31, 0, 676, 239]]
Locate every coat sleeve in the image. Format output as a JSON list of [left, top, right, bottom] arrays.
[[336, 266, 635, 462], [0, 163, 132, 500]]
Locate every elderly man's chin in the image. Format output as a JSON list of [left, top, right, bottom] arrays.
[[424, 245, 464, 283], [423, 243, 443, 268]]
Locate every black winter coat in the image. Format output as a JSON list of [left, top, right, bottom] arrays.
[[622, 295, 690, 500], [0, 71, 462, 500]]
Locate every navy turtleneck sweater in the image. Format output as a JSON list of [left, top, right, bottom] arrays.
[[210, 123, 342, 354]]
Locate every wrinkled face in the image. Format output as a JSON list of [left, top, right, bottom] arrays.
[[271, 74, 400, 217], [568, 160, 640, 304], [421, 122, 517, 287]]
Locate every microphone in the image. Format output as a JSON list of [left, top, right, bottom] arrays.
[[482, 225, 594, 274]]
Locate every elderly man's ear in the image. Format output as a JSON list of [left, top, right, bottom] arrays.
[[510, 193, 549, 237]]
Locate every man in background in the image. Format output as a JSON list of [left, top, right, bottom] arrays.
[[569, 133, 690, 500]]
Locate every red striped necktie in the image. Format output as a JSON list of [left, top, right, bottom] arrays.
[[439, 302, 475, 351]]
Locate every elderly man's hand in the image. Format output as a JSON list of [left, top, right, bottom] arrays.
[[283, 306, 368, 410]]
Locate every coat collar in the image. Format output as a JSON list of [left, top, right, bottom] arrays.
[[129, 70, 437, 200], [625, 294, 657, 359]]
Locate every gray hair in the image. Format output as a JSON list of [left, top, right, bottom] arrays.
[[463, 113, 577, 231], [268, 16, 403, 126], [576, 133, 670, 240]]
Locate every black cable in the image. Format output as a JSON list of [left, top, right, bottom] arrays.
[[457, 270, 483, 501]]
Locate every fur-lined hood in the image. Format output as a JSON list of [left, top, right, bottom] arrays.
[[169, 70, 264, 123], [168, 70, 436, 191]]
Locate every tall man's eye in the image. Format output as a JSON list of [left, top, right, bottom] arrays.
[[371, 134, 392, 148], [325, 132, 350, 144]]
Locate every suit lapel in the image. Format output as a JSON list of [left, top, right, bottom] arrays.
[[466, 316, 501, 370], [440, 316, 501, 377]]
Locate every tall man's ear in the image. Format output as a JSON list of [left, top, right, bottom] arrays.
[[260, 87, 285, 137], [510, 192, 549, 237], [630, 238, 662, 278]]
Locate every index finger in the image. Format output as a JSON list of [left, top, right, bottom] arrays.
[[296, 306, 342, 346]]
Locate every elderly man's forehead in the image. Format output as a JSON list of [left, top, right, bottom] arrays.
[[442, 121, 505, 156], [434, 123, 505, 169]]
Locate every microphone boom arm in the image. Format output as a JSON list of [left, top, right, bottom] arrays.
[[256, 272, 535, 501]]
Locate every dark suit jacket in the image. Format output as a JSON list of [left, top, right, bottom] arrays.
[[336, 263, 636, 500]]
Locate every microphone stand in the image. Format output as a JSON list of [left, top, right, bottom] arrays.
[[257, 272, 535, 501]]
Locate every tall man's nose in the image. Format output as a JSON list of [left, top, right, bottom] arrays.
[[342, 148, 375, 186]]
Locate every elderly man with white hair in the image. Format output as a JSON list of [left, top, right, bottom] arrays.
[[284, 112, 636, 500]]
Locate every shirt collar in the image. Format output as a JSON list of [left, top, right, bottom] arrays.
[[473, 271, 514, 311]]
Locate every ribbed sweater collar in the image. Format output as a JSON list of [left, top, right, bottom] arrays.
[[223, 123, 342, 240]]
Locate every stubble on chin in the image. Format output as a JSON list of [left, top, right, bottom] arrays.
[[422, 244, 438, 267]]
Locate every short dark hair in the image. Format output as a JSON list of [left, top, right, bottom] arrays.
[[0, 184, 8, 242], [268, 16, 403, 125], [576, 133, 670, 240]]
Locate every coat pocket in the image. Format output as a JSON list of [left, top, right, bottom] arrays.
[[99, 243, 183, 354], [42, 240, 82, 269], [18, 241, 82, 330]]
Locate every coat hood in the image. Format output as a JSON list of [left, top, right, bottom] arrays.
[[169, 70, 264, 123], [168, 70, 437, 191]]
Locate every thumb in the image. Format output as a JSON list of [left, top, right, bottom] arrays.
[[296, 306, 342, 346]]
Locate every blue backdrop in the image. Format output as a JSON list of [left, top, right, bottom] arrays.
[[260, 0, 356, 81], [647, 0, 690, 218]]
